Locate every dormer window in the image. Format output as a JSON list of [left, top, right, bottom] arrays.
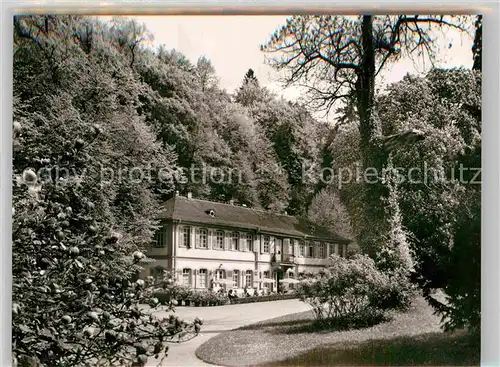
[[310, 225, 316, 234], [206, 209, 216, 218]]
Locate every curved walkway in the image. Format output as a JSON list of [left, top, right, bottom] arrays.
[[151, 299, 312, 366]]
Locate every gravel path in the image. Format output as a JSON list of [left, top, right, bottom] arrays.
[[149, 299, 311, 366]]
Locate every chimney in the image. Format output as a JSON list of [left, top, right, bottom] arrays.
[[187, 192, 192, 199], [242, 204, 247, 207], [229, 199, 234, 205]]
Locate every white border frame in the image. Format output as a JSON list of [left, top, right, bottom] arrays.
[[1, 1, 498, 366]]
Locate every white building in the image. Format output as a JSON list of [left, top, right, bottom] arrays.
[[144, 193, 351, 292]]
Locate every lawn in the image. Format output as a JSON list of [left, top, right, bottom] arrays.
[[195, 296, 480, 366], [260, 331, 479, 366]]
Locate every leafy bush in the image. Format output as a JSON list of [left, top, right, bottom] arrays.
[[297, 254, 395, 326]]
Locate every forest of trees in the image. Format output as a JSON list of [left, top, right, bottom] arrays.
[[12, 14, 481, 366]]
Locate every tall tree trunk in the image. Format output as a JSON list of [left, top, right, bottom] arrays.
[[357, 15, 377, 156], [472, 15, 482, 71], [355, 15, 389, 256]]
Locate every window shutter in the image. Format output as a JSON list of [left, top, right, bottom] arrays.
[[270, 237, 275, 254], [259, 235, 264, 254], [294, 241, 299, 258], [283, 239, 290, 256], [227, 270, 233, 282], [192, 228, 197, 249], [224, 232, 229, 251], [207, 230, 213, 250]]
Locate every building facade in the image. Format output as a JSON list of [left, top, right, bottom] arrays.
[[144, 193, 350, 292]]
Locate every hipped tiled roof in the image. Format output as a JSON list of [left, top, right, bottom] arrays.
[[159, 196, 350, 244]]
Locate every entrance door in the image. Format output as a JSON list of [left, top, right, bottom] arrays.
[[275, 269, 284, 293]]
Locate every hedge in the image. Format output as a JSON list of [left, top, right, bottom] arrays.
[[153, 292, 297, 306], [228, 293, 297, 305]]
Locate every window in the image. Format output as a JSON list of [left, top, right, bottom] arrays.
[[263, 271, 270, 279], [245, 234, 253, 251], [308, 243, 314, 258], [196, 228, 208, 248], [198, 269, 207, 288], [152, 227, 165, 248], [289, 239, 294, 256], [214, 231, 224, 250], [232, 270, 240, 287], [319, 243, 325, 258], [182, 226, 191, 248], [245, 270, 253, 287], [341, 244, 347, 258], [182, 268, 191, 286], [263, 236, 270, 253], [215, 269, 226, 280], [231, 232, 239, 250], [299, 242, 305, 257]]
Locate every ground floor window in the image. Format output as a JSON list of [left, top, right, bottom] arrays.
[[232, 270, 240, 287], [215, 269, 226, 280], [182, 268, 191, 286], [245, 270, 253, 287], [198, 269, 207, 288]]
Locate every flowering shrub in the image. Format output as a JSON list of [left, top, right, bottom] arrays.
[[12, 172, 198, 366], [297, 254, 396, 326], [12, 60, 195, 366]]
